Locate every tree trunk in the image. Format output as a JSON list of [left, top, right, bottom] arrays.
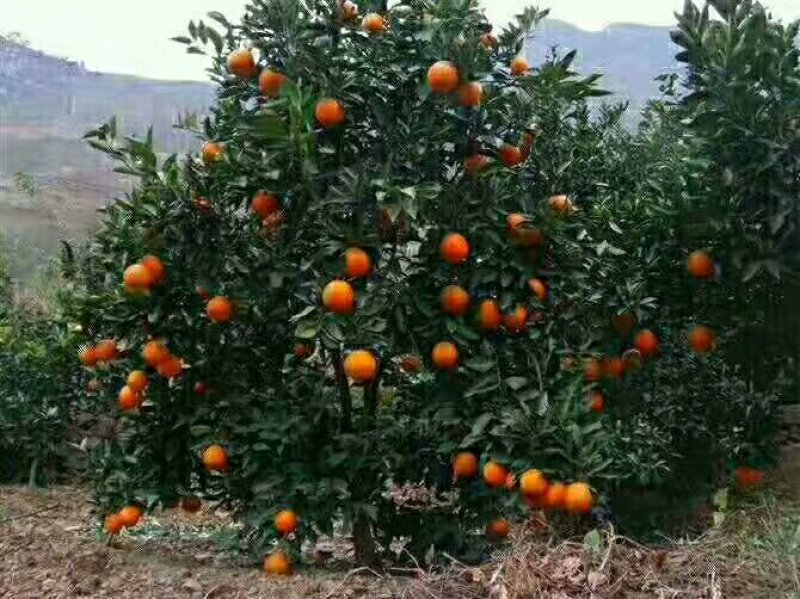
[[352, 516, 379, 568]]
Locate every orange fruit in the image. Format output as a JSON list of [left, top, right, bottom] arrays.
[[315, 98, 346, 128], [453, 452, 478, 480], [105, 513, 124, 535], [251, 191, 280, 218], [202, 444, 229, 472], [427, 61, 459, 94], [275, 510, 299, 536], [589, 391, 605, 414], [480, 32, 498, 49], [584, 359, 603, 383], [79, 345, 99, 368], [201, 142, 224, 165], [181, 497, 202, 513], [565, 482, 593, 514], [206, 296, 234, 323], [464, 154, 492, 174], [734, 466, 765, 490], [118, 386, 141, 411], [457, 81, 483, 107], [322, 280, 357, 315], [483, 462, 508, 488], [603, 357, 625, 379], [259, 69, 287, 97], [95, 339, 118, 363], [634, 329, 659, 358], [440, 233, 470, 264], [362, 12, 385, 33], [528, 278, 548, 301], [227, 48, 257, 78], [510, 56, 529, 76], [487, 517, 510, 540], [157, 356, 183, 379], [504, 306, 529, 334], [500, 144, 524, 167], [431, 341, 459, 370], [118, 505, 143, 528], [441, 285, 471, 317], [549, 194, 574, 215], [478, 299, 503, 331], [520, 469, 548, 497], [400, 354, 423, 374], [142, 340, 169, 367], [127, 370, 149, 393], [345, 248, 373, 278], [141, 255, 166, 286], [343, 350, 379, 383], [543, 483, 567, 509], [687, 250, 714, 279], [689, 325, 716, 353], [263, 551, 293, 576], [123, 263, 153, 291]]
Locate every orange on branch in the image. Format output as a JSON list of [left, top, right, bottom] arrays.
[[251, 191, 280, 218], [95, 339, 118, 363], [483, 462, 508, 488], [441, 285, 471, 316], [141, 255, 165, 285], [427, 61, 459, 94], [345, 248, 373, 278], [263, 551, 293, 576], [226, 48, 257, 78], [202, 444, 229, 472], [344, 350, 379, 383], [432, 341, 459, 370], [453, 452, 478, 480], [259, 69, 287, 97], [504, 306, 529, 335], [142, 340, 169, 367], [510, 56, 529, 76], [201, 142, 224, 165], [157, 356, 183, 379], [362, 12, 386, 33], [127, 370, 149, 393], [565, 482, 593, 514], [275, 509, 299, 536], [634, 329, 660, 358], [689, 325, 716, 353], [118, 386, 141, 411], [520, 469, 548, 497], [478, 299, 503, 331], [323, 280, 356, 314], [457, 81, 483, 107], [206, 296, 234, 323], [543, 483, 567, 509], [500, 144, 524, 167], [687, 250, 715, 279], [118, 505, 143, 528], [315, 98, 346, 128], [79, 345, 99, 367], [528, 278, 548, 301], [440, 233, 470, 264], [487, 518, 510, 540], [123, 263, 153, 291]]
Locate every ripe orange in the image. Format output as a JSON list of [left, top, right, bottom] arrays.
[[123, 263, 153, 291], [345, 248, 373, 278], [157, 356, 183, 379], [483, 462, 508, 488], [362, 12, 385, 33], [520, 469, 548, 497], [590, 391, 605, 414], [343, 350, 379, 383], [202, 444, 229, 472], [206, 296, 234, 323], [227, 48, 257, 78], [687, 250, 714, 279], [634, 329, 659, 358], [500, 144, 524, 167], [543, 483, 567, 509], [464, 154, 492, 174], [142, 340, 169, 367], [453, 452, 478, 480], [584, 359, 603, 383], [440, 233, 470, 264], [95, 339, 118, 363], [427, 61, 460, 94], [457, 81, 483, 107], [604, 357, 625, 379], [504, 306, 529, 334], [118, 505, 143, 528], [432, 341, 459, 370], [181, 497, 202, 513], [734, 466, 765, 490], [275, 509, 299, 536], [105, 513, 124, 535], [400, 354, 423, 374], [441, 285, 471, 316], [549, 194, 574, 215], [259, 69, 287, 98], [528, 278, 548, 301], [79, 345, 99, 368], [251, 191, 280, 218], [480, 32, 498, 49], [478, 299, 503, 331], [315, 98, 346, 128], [689, 325, 716, 353], [118, 386, 141, 411], [565, 482, 593, 513], [127, 370, 149, 393], [487, 517, 510, 540], [263, 551, 293, 576], [201, 142, 224, 165], [322, 280, 356, 314], [510, 56, 529, 76]]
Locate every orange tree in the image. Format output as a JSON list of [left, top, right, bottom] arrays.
[[71, 0, 779, 566]]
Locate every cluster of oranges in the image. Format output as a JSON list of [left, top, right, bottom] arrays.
[[78, 339, 119, 368], [122, 255, 166, 294], [453, 452, 594, 539], [104, 504, 143, 536]]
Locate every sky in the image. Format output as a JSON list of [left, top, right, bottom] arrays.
[[1, 0, 797, 81]]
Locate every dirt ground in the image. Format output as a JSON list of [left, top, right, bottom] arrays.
[[1, 448, 799, 598]]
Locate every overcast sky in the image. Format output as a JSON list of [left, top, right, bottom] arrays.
[[2, 0, 797, 80]]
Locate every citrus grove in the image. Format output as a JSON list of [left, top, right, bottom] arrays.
[[53, 0, 796, 574]]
